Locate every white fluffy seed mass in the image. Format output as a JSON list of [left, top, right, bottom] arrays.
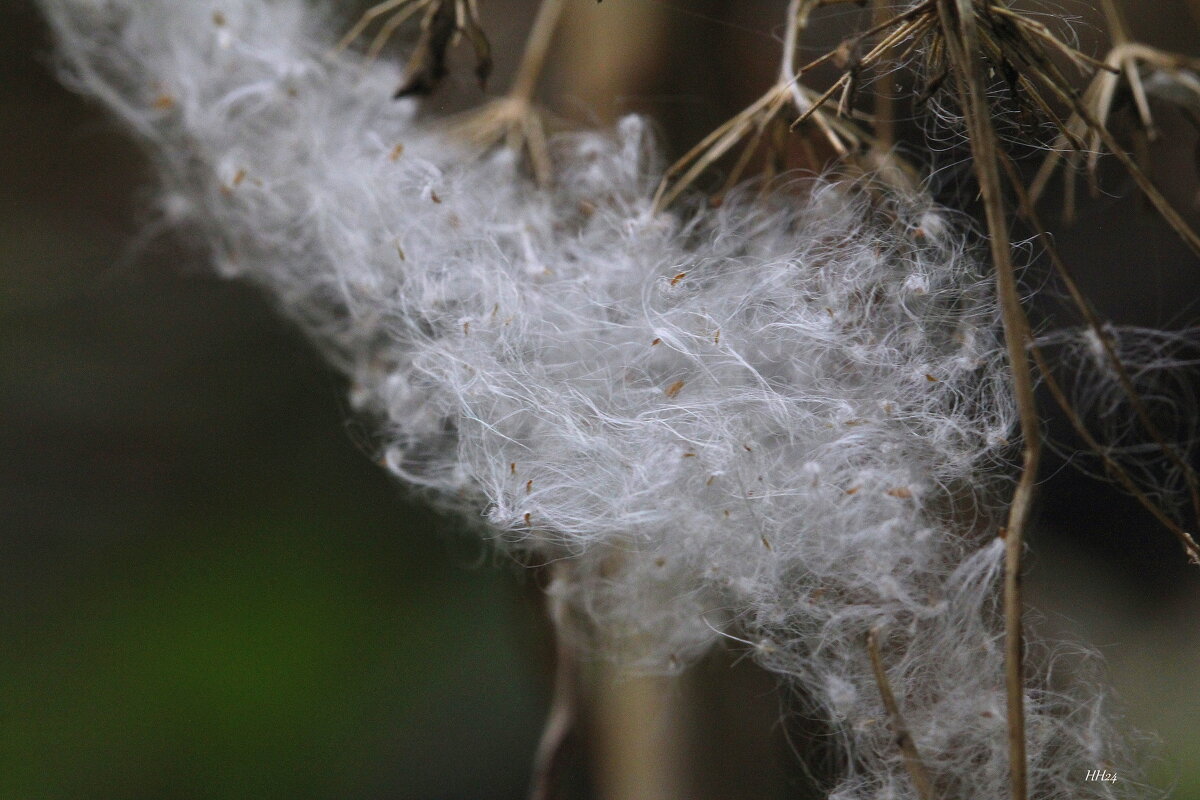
[[40, 1, 1147, 796]]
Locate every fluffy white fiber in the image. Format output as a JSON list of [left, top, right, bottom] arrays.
[[40, 1, 1147, 796]]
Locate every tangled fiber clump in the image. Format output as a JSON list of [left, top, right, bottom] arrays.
[[40, 1, 1147, 796]]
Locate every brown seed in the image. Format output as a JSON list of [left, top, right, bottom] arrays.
[[664, 380, 685, 399], [886, 487, 912, 499], [670, 272, 686, 286]]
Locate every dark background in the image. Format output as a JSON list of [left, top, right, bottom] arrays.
[[3, 1, 1200, 797]]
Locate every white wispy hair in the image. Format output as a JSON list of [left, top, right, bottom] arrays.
[[39, 0, 1147, 796]]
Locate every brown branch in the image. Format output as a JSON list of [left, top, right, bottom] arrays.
[[867, 628, 936, 800], [1030, 346, 1200, 564], [529, 561, 579, 800], [1006, 37, 1200, 255], [872, 0, 897, 150], [934, 3, 1040, 799], [1000, 153, 1200, 534], [442, 0, 567, 187], [509, 0, 567, 106]]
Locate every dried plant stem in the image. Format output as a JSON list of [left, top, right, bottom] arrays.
[[1037, 67, 1200, 256], [589, 669, 684, 800], [793, 2, 934, 76], [1000, 154, 1200, 554], [782, 0, 851, 155], [444, 0, 567, 186], [790, 11, 937, 129], [335, 0, 491, 94], [935, 3, 1040, 799], [779, 0, 806, 87], [529, 562, 579, 800], [1030, 344, 1200, 564], [651, 0, 872, 211], [871, 0, 896, 150], [652, 86, 789, 211], [1011, 20, 1200, 253], [337, 0, 410, 53], [867, 628, 935, 800], [509, 0, 566, 106], [1098, 0, 1155, 135]]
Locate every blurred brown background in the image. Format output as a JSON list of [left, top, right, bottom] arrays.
[[2, 1, 1200, 798]]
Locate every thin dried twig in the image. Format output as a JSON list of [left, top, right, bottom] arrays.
[[1000, 153, 1200, 558], [1028, 4, 1200, 242], [933, 3, 1040, 798], [652, 0, 874, 212], [1004, 155, 1200, 523], [1030, 344, 1200, 565], [656, 0, 1147, 211], [1099, 0, 1154, 135], [529, 562, 579, 800], [872, 0, 897, 151], [337, 0, 491, 95], [443, 0, 567, 186], [996, 29, 1200, 254], [873, 0, 1200, 258], [867, 628, 936, 800]]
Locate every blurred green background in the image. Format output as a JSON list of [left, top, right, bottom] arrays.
[[3, 0, 1200, 798], [0, 3, 551, 797]]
